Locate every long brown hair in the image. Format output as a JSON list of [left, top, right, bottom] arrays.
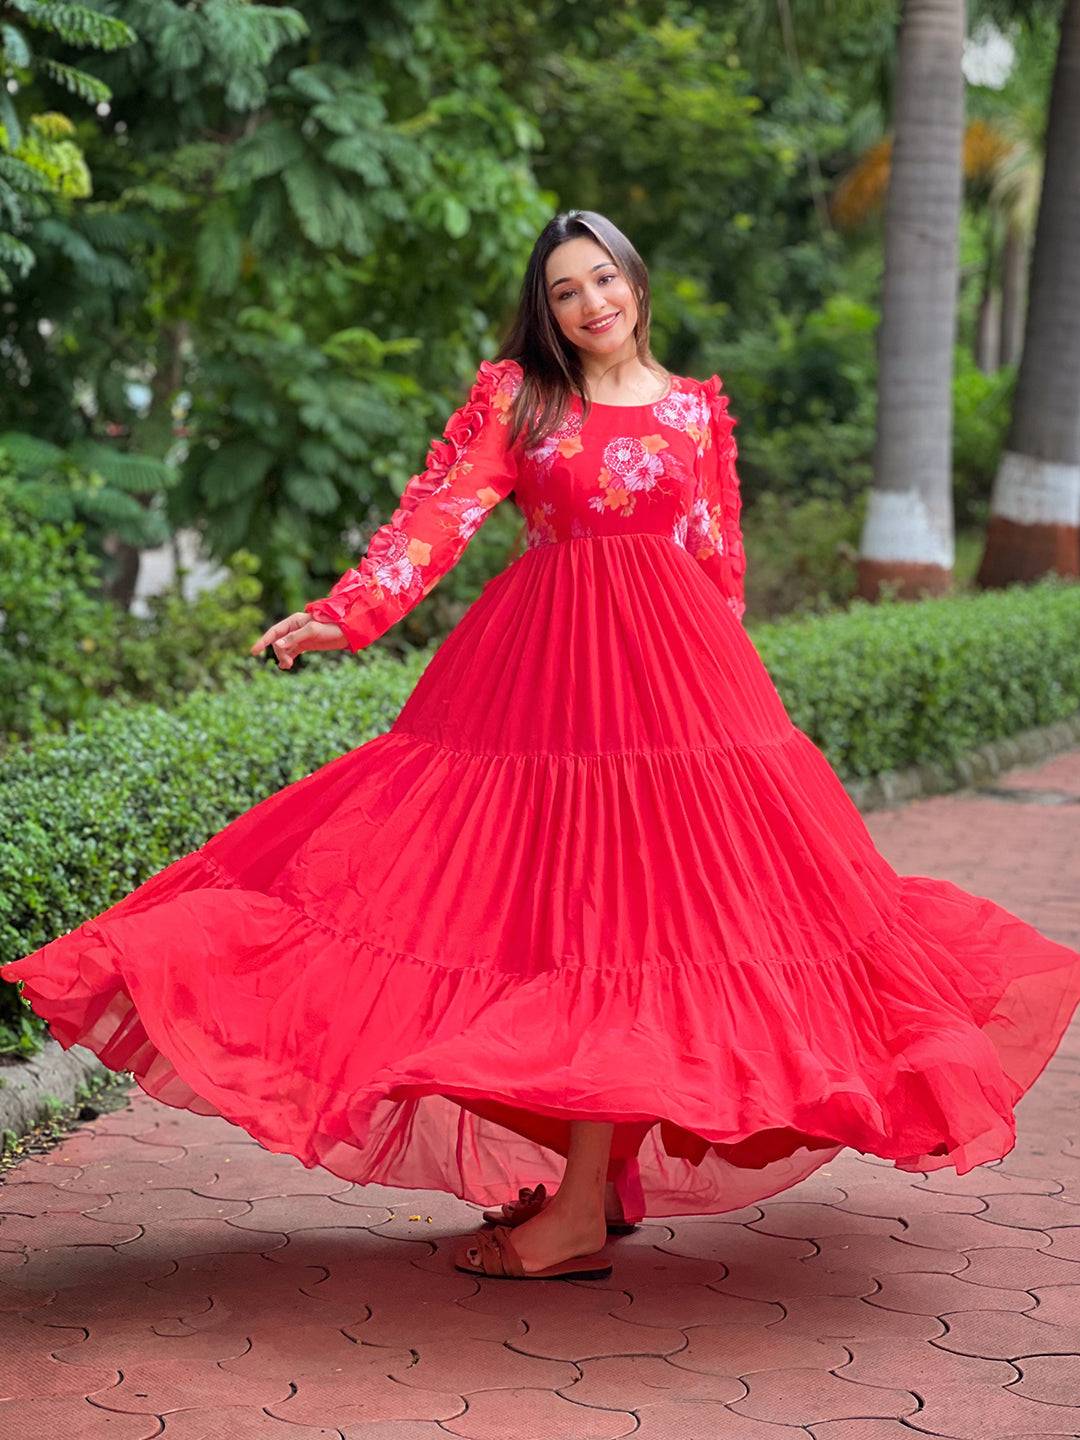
[[494, 210, 669, 454]]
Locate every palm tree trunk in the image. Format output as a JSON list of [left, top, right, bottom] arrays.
[[857, 0, 965, 601], [998, 216, 1027, 369], [977, 0, 1080, 587]]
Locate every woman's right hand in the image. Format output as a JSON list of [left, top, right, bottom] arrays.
[[250, 613, 350, 670]]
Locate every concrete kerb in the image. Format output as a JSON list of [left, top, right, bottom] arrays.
[[844, 709, 1080, 812]]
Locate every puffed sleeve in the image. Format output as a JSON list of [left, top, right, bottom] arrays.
[[685, 373, 747, 623], [304, 357, 524, 652]]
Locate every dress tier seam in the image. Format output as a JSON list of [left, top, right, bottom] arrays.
[[383, 726, 800, 761], [522, 530, 698, 551], [192, 848, 905, 975]]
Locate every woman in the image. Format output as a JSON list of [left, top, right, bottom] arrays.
[[6, 210, 1080, 1285]]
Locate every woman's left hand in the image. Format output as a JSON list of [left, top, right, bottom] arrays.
[[250, 613, 349, 670]]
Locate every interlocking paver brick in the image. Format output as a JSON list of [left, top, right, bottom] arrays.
[[613, 1279, 761, 1328], [1027, 1284, 1080, 1327], [914, 1166, 1066, 1198], [633, 1404, 812, 1439], [778, 1293, 945, 1339], [0, 1241, 176, 1292], [264, 1357, 465, 1427], [667, 1319, 849, 1377], [558, 1353, 745, 1408], [911, 1376, 1080, 1436], [39, 1132, 186, 1166], [980, 1193, 1080, 1230], [219, 1321, 385, 1381], [934, 1306, 1080, 1360], [957, 1245, 1080, 1290], [511, 1306, 687, 1362], [837, 1334, 1016, 1388], [898, 1210, 1052, 1252], [749, 1203, 903, 1241], [801, 1232, 964, 1279], [1009, 1352, 1080, 1405], [729, 1365, 917, 1425], [346, 1295, 523, 1346], [809, 1423, 933, 1439], [390, 1336, 577, 1393], [161, 1404, 345, 1436], [225, 1193, 392, 1232], [870, 1269, 1032, 1316], [0, 1210, 142, 1248], [188, 1152, 356, 1200], [48, 1157, 219, 1193], [0, 1393, 161, 1437], [0, 1181, 105, 1215], [438, 1386, 635, 1439], [83, 1187, 251, 1223], [1039, 1227, 1080, 1261], [88, 1357, 291, 1414]]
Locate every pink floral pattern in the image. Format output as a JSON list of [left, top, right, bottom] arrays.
[[305, 362, 747, 650], [304, 358, 524, 651]]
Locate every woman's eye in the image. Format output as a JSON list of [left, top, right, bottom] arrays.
[[558, 274, 616, 301]]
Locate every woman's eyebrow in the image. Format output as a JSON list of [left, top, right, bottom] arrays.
[[548, 262, 614, 291]]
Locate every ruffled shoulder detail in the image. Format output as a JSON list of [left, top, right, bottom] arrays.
[[699, 373, 746, 621], [415, 358, 523, 503]]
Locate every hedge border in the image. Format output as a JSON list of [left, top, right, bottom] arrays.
[[845, 707, 1080, 811]]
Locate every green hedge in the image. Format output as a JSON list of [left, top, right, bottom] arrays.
[[753, 576, 1080, 781], [2, 576, 1078, 1050]]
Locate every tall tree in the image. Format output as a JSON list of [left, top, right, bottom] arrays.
[[857, 0, 966, 600], [976, 0, 1080, 586]]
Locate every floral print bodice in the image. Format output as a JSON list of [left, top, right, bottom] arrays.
[[306, 358, 746, 653]]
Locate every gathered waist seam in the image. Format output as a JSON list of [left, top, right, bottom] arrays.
[[523, 531, 685, 551]]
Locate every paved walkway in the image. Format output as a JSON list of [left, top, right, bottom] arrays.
[[2, 750, 1080, 1439]]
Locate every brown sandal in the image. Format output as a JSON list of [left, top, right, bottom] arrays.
[[481, 1180, 640, 1235], [454, 1223, 613, 1281]]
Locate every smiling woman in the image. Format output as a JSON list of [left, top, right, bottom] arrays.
[[7, 208, 1080, 1286]]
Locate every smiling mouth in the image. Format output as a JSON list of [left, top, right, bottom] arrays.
[[583, 314, 620, 333]]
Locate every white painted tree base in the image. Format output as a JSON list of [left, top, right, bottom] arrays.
[[859, 488, 955, 568], [989, 450, 1080, 527]]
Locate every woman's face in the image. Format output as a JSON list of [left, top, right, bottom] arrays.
[[544, 237, 640, 360]]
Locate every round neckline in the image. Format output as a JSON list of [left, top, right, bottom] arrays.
[[580, 375, 675, 409]]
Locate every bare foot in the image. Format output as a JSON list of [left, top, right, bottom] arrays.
[[500, 1201, 608, 1275]]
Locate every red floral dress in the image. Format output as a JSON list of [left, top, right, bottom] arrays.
[[5, 357, 1079, 1219]]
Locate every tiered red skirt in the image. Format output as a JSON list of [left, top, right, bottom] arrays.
[[6, 532, 1080, 1214]]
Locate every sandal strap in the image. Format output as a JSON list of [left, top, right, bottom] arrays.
[[496, 1181, 546, 1222], [465, 1224, 523, 1277], [489, 1225, 524, 1276]]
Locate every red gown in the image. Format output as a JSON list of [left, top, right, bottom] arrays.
[[5, 356, 1080, 1218]]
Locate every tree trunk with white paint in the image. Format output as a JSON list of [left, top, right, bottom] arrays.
[[857, 0, 965, 602], [977, 0, 1080, 588]]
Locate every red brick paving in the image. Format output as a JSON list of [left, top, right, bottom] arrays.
[[1, 751, 1079, 1439]]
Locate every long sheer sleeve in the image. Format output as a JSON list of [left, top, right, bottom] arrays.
[[304, 358, 524, 653], [685, 373, 747, 623]]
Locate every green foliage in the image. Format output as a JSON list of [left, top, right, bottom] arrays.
[[0, 0, 136, 289], [743, 490, 865, 619], [951, 347, 1015, 527], [5, 577, 1079, 1048], [0, 466, 265, 742], [717, 294, 880, 508], [0, 430, 172, 549], [753, 576, 1080, 781]]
